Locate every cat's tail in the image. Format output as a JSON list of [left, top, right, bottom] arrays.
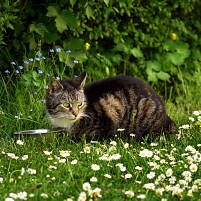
[[163, 115, 178, 134]]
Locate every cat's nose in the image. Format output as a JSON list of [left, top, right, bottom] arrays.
[[72, 109, 78, 117]]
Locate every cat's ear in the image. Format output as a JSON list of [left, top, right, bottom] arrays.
[[73, 72, 87, 89], [48, 79, 63, 94]]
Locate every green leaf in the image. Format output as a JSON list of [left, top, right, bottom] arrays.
[[146, 60, 161, 71], [148, 73, 158, 82], [29, 23, 48, 37], [163, 39, 176, 52], [86, 6, 93, 19], [156, 71, 170, 81], [64, 10, 77, 28], [55, 14, 68, 33], [43, 33, 61, 44], [166, 52, 185, 66], [63, 38, 85, 51], [46, 6, 59, 17], [103, 0, 110, 6], [130, 48, 143, 58], [70, 0, 77, 6], [175, 42, 191, 59]]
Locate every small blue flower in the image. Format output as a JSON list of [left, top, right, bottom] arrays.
[[29, 58, 34, 61], [41, 99, 46, 103], [74, 75, 78, 78], [66, 50, 71, 54], [56, 48, 61, 52], [44, 86, 49, 89], [47, 73, 51, 77], [16, 70, 20, 74], [42, 57, 46, 60], [11, 62, 16, 65], [18, 66, 23, 70], [50, 49, 54, 53], [35, 58, 40, 61], [74, 60, 78, 64], [38, 70, 43, 74], [56, 76, 60, 80], [5, 70, 10, 74], [24, 61, 29, 65], [37, 53, 42, 57]]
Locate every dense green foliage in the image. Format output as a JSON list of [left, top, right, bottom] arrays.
[[1, 0, 201, 98]]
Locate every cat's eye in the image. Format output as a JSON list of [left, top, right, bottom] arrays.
[[63, 102, 70, 108], [77, 102, 83, 107]]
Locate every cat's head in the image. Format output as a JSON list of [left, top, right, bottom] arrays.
[[46, 72, 87, 129]]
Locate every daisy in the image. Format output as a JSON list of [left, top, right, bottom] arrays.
[[91, 164, 100, 171], [147, 172, 156, 179], [40, 193, 49, 199], [104, 174, 112, 179], [124, 190, 134, 198], [22, 155, 28, 160], [16, 140, 24, 145], [82, 182, 91, 191], [190, 163, 198, 172], [90, 177, 98, 182], [166, 168, 173, 177], [83, 146, 90, 153], [124, 174, 132, 179], [43, 150, 52, 155], [71, 159, 78, 165]]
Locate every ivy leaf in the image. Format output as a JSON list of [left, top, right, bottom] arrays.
[[130, 48, 143, 58], [156, 71, 170, 81], [46, 6, 59, 17]]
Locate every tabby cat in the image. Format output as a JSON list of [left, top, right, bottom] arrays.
[[46, 72, 177, 142]]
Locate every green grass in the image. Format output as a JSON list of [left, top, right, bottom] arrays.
[[1, 51, 201, 201]]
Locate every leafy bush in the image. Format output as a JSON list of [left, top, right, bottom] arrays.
[[0, 0, 201, 99]]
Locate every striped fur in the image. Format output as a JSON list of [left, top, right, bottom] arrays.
[[46, 72, 178, 141]]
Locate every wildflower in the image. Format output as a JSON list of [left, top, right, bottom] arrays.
[[24, 61, 29, 65], [56, 76, 60, 80], [91, 164, 100, 171], [189, 117, 195, 122], [71, 159, 78, 165], [40, 193, 49, 199], [109, 146, 116, 152], [59, 158, 66, 163], [83, 146, 90, 153], [182, 171, 192, 178], [50, 49, 54, 53], [59, 150, 71, 157], [5, 70, 10, 74], [150, 142, 158, 146], [74, 60, 78, 64], [110, 141, 117, 146], [120, 166, 127, 172], [135, 166, 143, 170], [28, 193, 35, 198], [17, 191, 27, 200], [9, 193, 18, 199], [27, 168, 36, 175], [117, 128, 125, 132], [0, 177, 3, 183], [21, 167, 25, 176], [124, 143, 129, 149], [47, 73, 51, 77], [169, 176, 176, 184], [124, 173, 132, 179], [139, 149, 153, 158], [77, 192, 87, 201], [143, 183, 155, 190], [22, 155, 28, 160], [124, 190, 134, 198], [38, 69, 43, 74], [147, 172, 156, 179], [35, 57, 40, 61], [191, 184, 198, 192], [49, 165, 57, 170], [5, 198, 15, 201], [43, 150, 52, 155], [137, 194, 146, 199], [37, 53, 42, 57], [66, 50, 71, 54], [85, 43, 90, 50], [112, 153, 121, 160], [82, 182, 91, 191], [90, 177, 98, 182], [190, 163, 198, 172], [41, 99, 46, 103], [193, 111, 200, 116], [187, 189, 193, 197], [155, 187, 164, 195], [29, 58, 33, 61], [89, 188, 102, 198], [166, 168, 173, 177], [11, 62, 16, 65], [179, 124, 190, 129], [18, 65, 23, 70], [16, 70, 20, 74], [185, 145, 196, 154], [56, 48, 61, 52], [16, 140, 24, 145], [104, 174, 112, 179]]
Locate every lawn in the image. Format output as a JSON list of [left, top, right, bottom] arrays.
[[1, 51, 201, 201]]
